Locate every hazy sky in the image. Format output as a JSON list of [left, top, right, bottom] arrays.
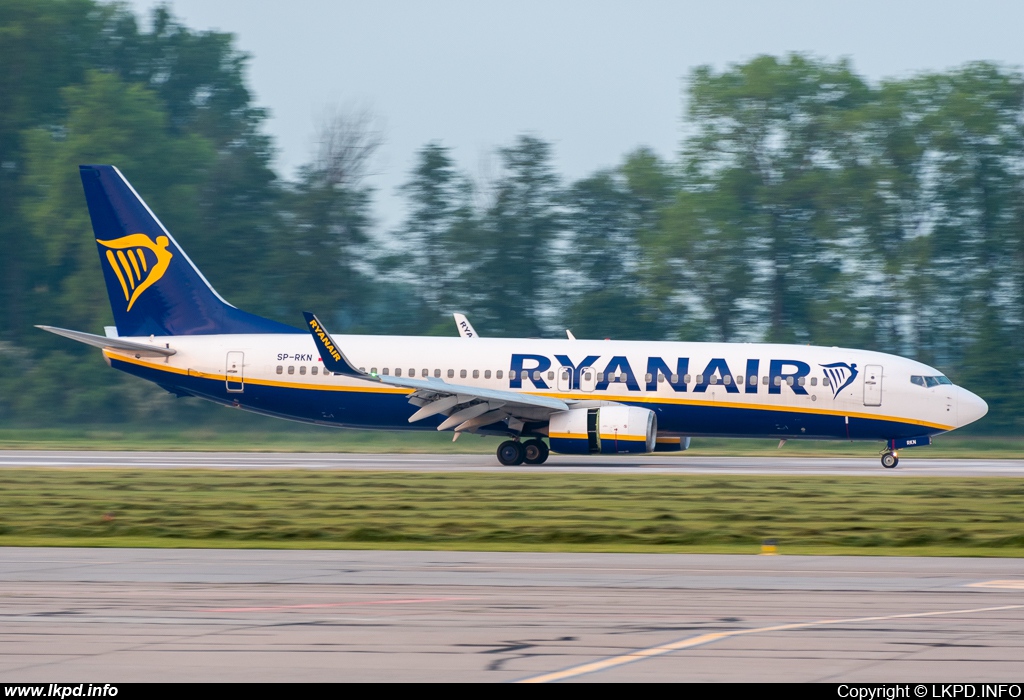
[[129, 0, 1024, 231]]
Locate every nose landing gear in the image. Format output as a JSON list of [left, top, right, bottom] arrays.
[[881, 451, 899, 469]]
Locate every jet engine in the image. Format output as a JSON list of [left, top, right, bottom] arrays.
[[548, 405, 657, 454]]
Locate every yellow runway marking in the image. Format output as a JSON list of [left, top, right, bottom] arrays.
[[518, 603, 1024, 683]]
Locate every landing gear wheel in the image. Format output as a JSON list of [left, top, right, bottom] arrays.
[[497, 440, 525, 466], [881, 453, 899, 469], [522, 439, 550, 465]]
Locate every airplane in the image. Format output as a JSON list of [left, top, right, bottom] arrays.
[[38, 165, 988, 468]]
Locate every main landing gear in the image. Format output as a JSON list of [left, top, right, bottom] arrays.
[[881, 451, 899, 469], [496, 439, 550, 466]]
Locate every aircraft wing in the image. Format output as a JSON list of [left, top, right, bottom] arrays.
[[304, 312, 567, 435], [36, 325, 176, 357]]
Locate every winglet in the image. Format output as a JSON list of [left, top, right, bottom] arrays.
[[302, 312, 365, 377], [453, 312, 478, 338]]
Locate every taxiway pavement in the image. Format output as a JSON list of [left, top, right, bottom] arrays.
[[1, 549, 1022, 682]]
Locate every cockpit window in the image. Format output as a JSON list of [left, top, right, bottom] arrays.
[[912, 375, 952, 387]]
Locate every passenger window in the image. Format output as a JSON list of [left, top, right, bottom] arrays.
[[533, 371, 541, 381], [496, 370, 503, 379], [299, 366, 306, 375], [722, 375, 731, 385], [395, 368, 402, 377], [695, 375, 704, 384], [448, 369, 455, 378], [287, 366, 295, 375], [797, 377, 805, 386], [370, 367, 377, 375], [433, 369, 441, 378], [382, 368, 389, 375], [810, 377, 816, 386], [421, 369, 428, 377], [484, 370, 491, 379], [645, 373, 653, 383], [786, 376, 794, 386], [312, 366, 319, 375], [822, 376, 830, 387], [276, 366, 283, 375], [684, 374, 691, 383], [408, 369, 414, 377], [460, 369, 467, 378], [359, 367, 365, 372], [597, 372, 605, 382], [547, 371, 554, 380], [658, 374, 665, 383], [670, 374, 678, 383], [509, 370, 517, 380], [762, 376, 769, 385], [735, 376, 742, 386], [773, 376, 781, 386]]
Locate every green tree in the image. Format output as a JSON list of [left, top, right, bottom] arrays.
[[473, 135, 563, 337], [11, 70, 213, 423], [392, 142, 477, 334], [563, 148, 676, 340], [269, 110, 379, 332], [677, 54, 874, 343]]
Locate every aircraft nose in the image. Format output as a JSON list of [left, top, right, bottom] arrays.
[[957, 387, 988, 428]]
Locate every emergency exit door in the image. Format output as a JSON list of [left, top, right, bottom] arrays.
[[226, 351, 244, 393], [863, 364, 882, 406]]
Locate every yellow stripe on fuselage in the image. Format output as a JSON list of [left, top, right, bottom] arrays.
[[103, 351, 954, 431]]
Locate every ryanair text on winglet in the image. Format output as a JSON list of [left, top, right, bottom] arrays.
[[307, 318, 342, 362]]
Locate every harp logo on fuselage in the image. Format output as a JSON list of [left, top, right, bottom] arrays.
[[97, 233, 173, 311]]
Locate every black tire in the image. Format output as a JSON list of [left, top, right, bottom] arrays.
[[881, 453, 898, 469], [497, 440, 525, 466], [523, 439, 550, 465]]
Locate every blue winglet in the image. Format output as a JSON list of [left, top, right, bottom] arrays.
[[303, 312, 365, 377]]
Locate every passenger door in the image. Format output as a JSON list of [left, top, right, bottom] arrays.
[[863, 364, 882, 406], [226, 351, 244, 393]]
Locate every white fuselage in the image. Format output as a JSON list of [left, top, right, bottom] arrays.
[[103, 334, 987, 439]]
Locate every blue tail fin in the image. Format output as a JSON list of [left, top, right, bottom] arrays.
[[80, 165, 298, 336]]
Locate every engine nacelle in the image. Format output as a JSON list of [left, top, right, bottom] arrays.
[[548, 406, 657, 455]]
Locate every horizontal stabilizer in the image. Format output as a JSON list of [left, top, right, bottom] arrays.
[[36, 325, 176, 356]]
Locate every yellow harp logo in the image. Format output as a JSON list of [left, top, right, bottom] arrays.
[[97, 234, 173, 311]]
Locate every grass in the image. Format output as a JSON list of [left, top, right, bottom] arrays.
[[0, 426, 1021, 457], [1, 469, 1022, 555]]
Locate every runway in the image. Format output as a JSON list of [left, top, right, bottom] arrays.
[[1, 549, 1022, 682], [2, 450, 1024, 476]]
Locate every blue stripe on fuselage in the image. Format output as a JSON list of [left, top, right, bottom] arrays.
[[111, 357, 943, 440]]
